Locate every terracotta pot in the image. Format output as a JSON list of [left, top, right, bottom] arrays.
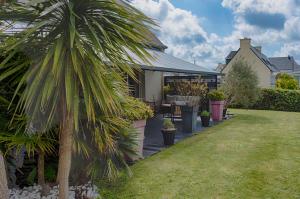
[[132, 120, 147, 160], [210, 101, 224, 121]]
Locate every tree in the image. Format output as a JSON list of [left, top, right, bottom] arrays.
[[0, 152, 8, 199], [0, 1, 155, 198], [0, 131, 56, 194], [276, 73, 299, 90], [0, 0, 9, 197], [222, 61, 259, 108]]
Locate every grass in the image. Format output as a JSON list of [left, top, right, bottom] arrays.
[[101, 109, 300, 199]]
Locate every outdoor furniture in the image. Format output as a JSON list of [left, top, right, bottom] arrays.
[[160, 103, 172, 118]]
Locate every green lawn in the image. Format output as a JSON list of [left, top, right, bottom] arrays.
[[101, 109, 300, 199]]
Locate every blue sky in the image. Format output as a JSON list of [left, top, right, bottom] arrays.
[[171, 0, 234, 36], [131, 0, 300, 69]]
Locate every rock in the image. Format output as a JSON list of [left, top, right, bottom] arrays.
[[9, 183, 100, 199]]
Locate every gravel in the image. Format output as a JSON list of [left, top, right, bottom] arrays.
[[9, 182, 99, 199]]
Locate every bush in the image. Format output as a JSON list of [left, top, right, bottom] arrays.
[[253, 88, 300, 112], [122, 97, 154, 121], [276, 73, 299, 90], [200, 111, 210, 117], [170, 78, 208, 97], [45, 164, 57, 182], [162, 118, 175, 129], [222, 61, 259, 108], [208, 90, 225, 101]]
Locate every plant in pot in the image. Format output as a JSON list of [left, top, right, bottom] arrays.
[[161, 118, 176, 146], [208, 90, 226, 122], [173, 79, 208, 133], [200, 111, 210, 127], [123, 97, 154, 160]]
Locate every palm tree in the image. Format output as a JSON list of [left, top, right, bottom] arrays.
[[0, 130, 57, 192], [0, 1, 9, 198], [0, 153, 8, 199], [0, 0, 155, 198], [0, 54, 56, 194]]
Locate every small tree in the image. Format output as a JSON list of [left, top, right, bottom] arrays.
[[276, 73, 299, 90], [222, 61, 259, 108]]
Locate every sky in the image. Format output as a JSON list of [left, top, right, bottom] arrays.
[[130, 0, 300, 69]]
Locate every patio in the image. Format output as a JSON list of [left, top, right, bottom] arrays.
[[143, 114, 224, 157]]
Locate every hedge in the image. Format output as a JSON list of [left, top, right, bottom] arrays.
[[253, 88, 300, 112]]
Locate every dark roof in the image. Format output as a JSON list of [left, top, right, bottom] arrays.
[[269, 57, 300, 71], [226, 51, 237, 60], [223, 46, 299, 72]]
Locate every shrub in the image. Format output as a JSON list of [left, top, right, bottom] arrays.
[[276, 73, 299, 90], [222, 61, 259, 108], [122, 97, 154, 121], [200, 111, 210, 117], [171, 78, 208, 97], [45, 164, 57, 182], [162, 118, 175, 129], [253, 88, 300, 112], [208, 90, 225, 101], [163, 85, 172, 96]]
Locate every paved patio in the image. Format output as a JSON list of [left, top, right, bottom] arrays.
[[143, 114, 221, 157]]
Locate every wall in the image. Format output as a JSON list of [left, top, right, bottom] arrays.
[[144, 70, 163, 104], [222, 43, 272, 88]]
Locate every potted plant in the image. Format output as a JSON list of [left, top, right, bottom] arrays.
[[200, 111, 210, 127], [123, 97, 154, 160], [172, 79, 208, 133], [180, 97, 200, 133], [161, 118, 176, 145], [208, 90, 226, 122]]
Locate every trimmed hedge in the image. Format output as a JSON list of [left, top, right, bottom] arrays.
[[253, 88, 300, 112]]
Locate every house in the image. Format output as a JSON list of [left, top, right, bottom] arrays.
[[220, 38, 300, 88], [128, 32, 219, 105]]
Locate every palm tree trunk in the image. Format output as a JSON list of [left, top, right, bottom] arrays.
[[0, 152, 8, 199], [57, 110, 74, 199], [37, 149, 45, 186]]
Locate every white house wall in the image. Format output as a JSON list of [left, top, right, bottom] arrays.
[[144, 70, 163, 104]]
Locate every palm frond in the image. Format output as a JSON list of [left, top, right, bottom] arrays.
[[0, 0, 156, 133]]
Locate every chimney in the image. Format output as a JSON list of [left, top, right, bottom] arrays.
[[255, 46, 262, 53], [240, 38, 251, 49]]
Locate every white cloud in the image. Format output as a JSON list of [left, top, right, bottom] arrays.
[[221, 0, 300, 62], [221, 0, 295, 16], [131, 0, 300, 68], [131, 0, 233, 68], [274, 42, 300, 61], [282, 17, 300, 41]]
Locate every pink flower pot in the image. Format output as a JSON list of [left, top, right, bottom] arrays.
[[210, 101, 224, 121]]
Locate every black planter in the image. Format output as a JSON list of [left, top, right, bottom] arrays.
[[223, 108, 227, 118], [161, 129, 176, 145], [181, 105, 199, 133], [200, 116, 210, 127]]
